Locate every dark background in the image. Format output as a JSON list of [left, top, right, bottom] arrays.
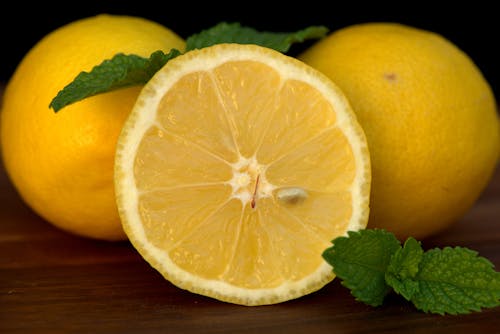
[[0, 1, 498, 100]]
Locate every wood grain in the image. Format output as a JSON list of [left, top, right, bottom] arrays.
[[1, 84, 499, 333]]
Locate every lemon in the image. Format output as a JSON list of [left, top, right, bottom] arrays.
[[115, 44, 371, 305], [299, 22, 500, 240], [0, 14, 185, 240]]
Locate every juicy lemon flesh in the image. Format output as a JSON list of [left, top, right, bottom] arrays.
[[116, 45, 370, 305]]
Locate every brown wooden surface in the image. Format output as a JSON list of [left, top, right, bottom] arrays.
[[1, 83, 499, 333]]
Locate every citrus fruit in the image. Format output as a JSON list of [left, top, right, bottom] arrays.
[[0, 14, 185, 240], [114, 43, 371, 305], [299, 22, 500, 240]]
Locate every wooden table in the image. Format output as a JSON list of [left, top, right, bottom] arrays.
[[1, 84, 499, 333]]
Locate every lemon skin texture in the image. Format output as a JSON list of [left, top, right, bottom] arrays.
[[299, 22, 500, 240], [1, 14, 185, 240]]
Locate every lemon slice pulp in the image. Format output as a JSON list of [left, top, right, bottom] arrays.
[[115, 44, 371, 305]]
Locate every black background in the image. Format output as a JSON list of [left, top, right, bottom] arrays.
[[0, 1, 498, 100]]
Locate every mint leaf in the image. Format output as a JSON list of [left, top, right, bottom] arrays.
[[385, 237, 423, 300], [49, 49, 181, 112], [323, 229, 401, 306], [324, 229, 500, 315], [50, 22, 327, 112], [185, 22, 329, 53], [408, 247, 500, 315]]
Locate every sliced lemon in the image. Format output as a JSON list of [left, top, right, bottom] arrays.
[[115, 43, 371, 306]]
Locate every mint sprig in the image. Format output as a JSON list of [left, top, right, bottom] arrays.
[[185, 22, 328, 53], [49, 49, 181, 112], [323, 229, 500, 315], [49, 22, 328, 112]]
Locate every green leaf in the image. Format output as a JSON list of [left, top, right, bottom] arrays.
[[49, 49, 182, 112], [185, 22, 329, 53], [322, 229, 401, 306], [50, 22, 328, 112], [323, 229, 500, 315], [385, 237, 424, 300], [408, 247, 500, 315]]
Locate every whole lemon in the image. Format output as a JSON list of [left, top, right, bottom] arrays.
[[299, 22, 499, 240], [1, 14, 185, 240]]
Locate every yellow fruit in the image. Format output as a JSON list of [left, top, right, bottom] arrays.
[[115, 43, 371, 305], [0, 14, 185, 240], [299, 22, 500, 240]]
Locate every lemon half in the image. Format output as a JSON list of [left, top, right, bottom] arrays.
[[115, 44, 371, 305]]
